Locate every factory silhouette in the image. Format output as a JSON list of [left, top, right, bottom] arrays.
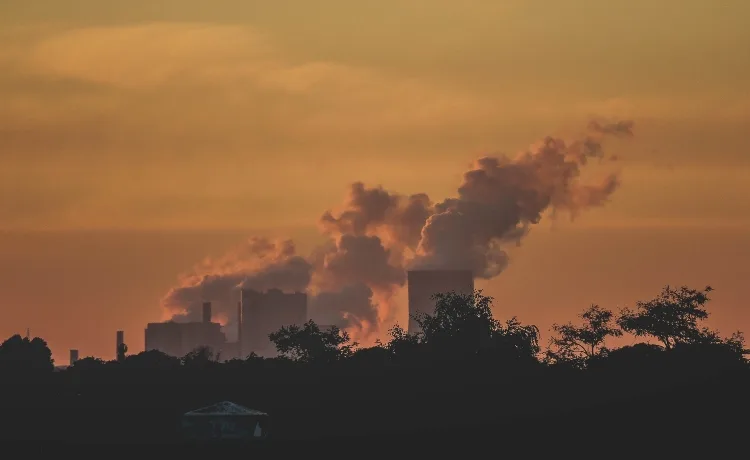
[[145, 287, 307, 360], [68, 269, 474, 365], [146, 269, 473, 361]]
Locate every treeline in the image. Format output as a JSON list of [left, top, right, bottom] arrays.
[[2, 284, 745, 375], [0, 284, 748, 444]]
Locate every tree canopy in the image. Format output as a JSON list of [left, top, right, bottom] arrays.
[[616, 285, 740, 351], [548, 304, 622, 366], [0, 334, 54, 374], [412, 290, 539, 361], [269, 320, 357, 364], [182, 345, 218, 369]]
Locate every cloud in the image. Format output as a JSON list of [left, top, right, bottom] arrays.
[[4, 20, 738, 234], [161, 237, 312, 339], [21, 23, 270, 89], [588, 120, 635, 137], [10, 22, 495, 126]]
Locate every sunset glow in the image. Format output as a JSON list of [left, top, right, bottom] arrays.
[[1, 1, 748, 362]]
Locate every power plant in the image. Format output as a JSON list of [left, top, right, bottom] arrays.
[[407, 269, 475, 334], [144, 292, 308, 360], [138, 269, 471, 359], [145, 302, 227, 359]]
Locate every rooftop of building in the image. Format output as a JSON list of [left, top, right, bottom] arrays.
[[241, 288, 306, 296], [184, 401, 267, 417], [146, 320, 222, 327], [407, 268, 474, 274]]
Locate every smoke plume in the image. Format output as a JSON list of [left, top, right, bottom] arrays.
[[161, 238, 312, 338], [588, 120, 634, 137], [161, 121, 634, 342]]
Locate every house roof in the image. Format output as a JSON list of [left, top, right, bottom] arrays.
[[184, 401, 267, 417]]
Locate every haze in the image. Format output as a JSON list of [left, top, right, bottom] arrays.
[[1, 1, 748, 362]]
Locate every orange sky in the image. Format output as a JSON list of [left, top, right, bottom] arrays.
[[1, 1, 748, 363]]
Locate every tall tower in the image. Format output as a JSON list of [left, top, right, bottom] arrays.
[[237, 301, 243, 359], [407, 270, 474, 334], [116, 330, 124, 358], [202, 302, 212, 323], [69, 349, 79, 366]]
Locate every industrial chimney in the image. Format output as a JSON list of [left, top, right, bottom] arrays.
[[69, 349, 79, 366], [237, 301, 243, 359], [116, 330, 124, 358], [203, 302, 212, 323]]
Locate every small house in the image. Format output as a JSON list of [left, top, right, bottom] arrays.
[[181, 401, 269, 440]]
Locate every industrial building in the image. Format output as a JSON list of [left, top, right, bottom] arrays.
[[407, 269, 475, 334], [145, 302, 227, 359], [240, 288, 307, 357], [144, 291, 308, 360], [218, 341, 241, 361]]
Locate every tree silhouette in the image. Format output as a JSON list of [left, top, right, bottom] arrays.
[[384, 324, 421, 360], [124, 350, 181, 370], [182, 346, 217, 368], [413, 290, 540, 360], [269, 320, 357, 363], [678, 329, 747, 363], [0, 275, 748, 447], [116, 342, 128, 362], [590, 343, 665, 371], [0, 334, 54, 374], [413, 290, 499, 356], [348, 345, 392, 367], [548, 305, 622, 365], [617, 285, 715, 350], [71, 356, 106, 370], [492, 317, 541, 360]]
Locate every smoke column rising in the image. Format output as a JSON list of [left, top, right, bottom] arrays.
[[161, 120, 634, 342]]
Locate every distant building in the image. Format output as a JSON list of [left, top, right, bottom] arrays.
[[181, 401, 269, 441], [179, 322, 226, 357], [240, 288, 307, 357], [218, 341, 241, 361], [407, 270, 474, 334], [69, 349, 79, 366], [145, 302, 227, 358], [145, 321, 182, 357]]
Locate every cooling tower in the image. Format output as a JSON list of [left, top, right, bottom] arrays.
[[407, 270, 474, 334], [240, 288, 307, 357]]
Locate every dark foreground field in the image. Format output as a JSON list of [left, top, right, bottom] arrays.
[[1, 364, 747, 453]]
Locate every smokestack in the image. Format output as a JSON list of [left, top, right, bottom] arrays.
[[116, 330, 124, 357], [237, 301, 243, 359], [203, 302, 212, 323], [69, 349, 79, 365]]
